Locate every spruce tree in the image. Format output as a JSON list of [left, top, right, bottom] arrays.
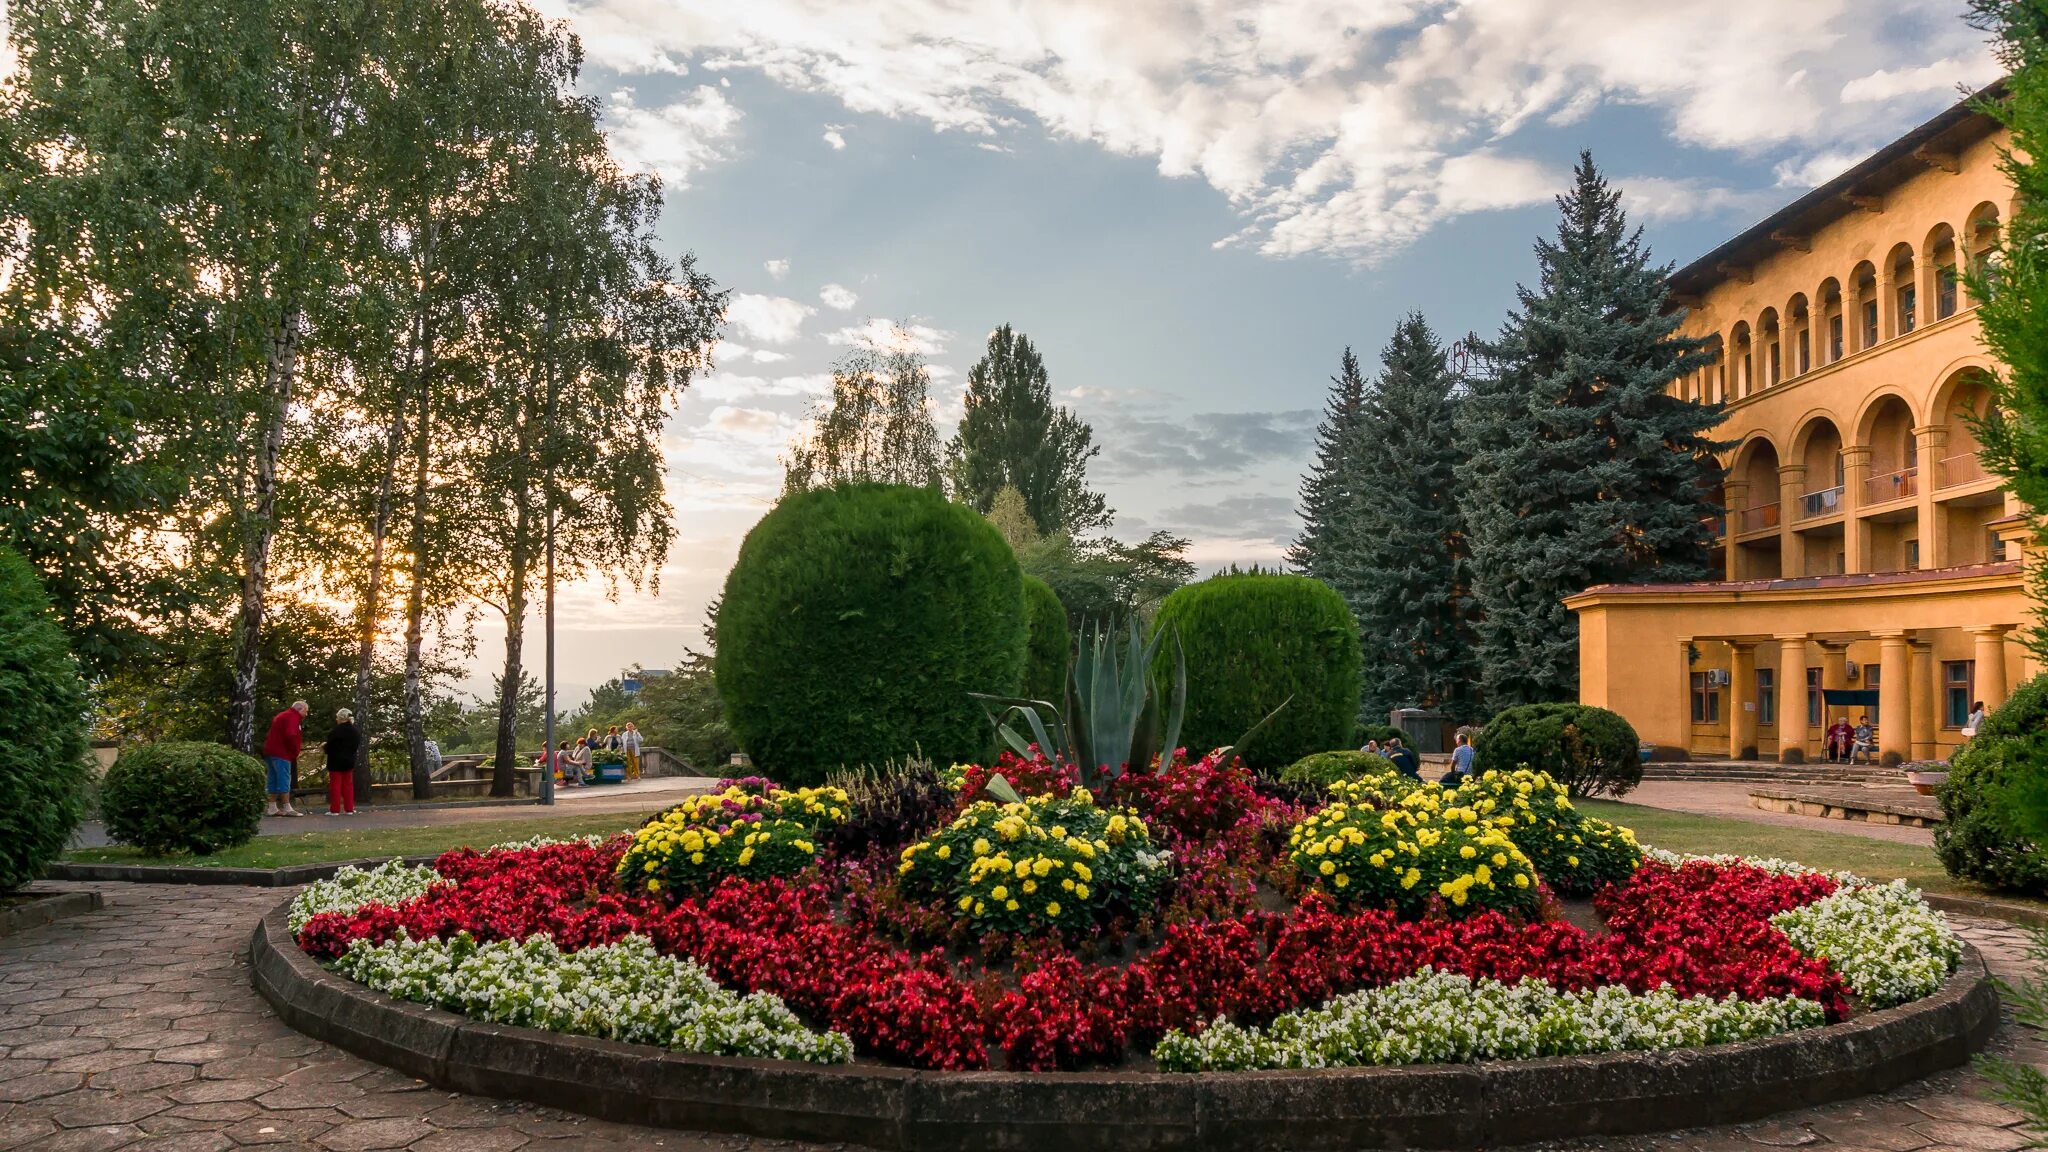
[[1344, 314, 1478, 719], [1459, 152, 1724, 707], [1287, 348, 1368, 581], [946, 324, 1110, 534]]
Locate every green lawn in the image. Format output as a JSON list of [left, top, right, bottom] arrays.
[[1579, 798, 2048, 915], [63, 810, 659, 870]]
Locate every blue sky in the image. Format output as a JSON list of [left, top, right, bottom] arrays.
[[479, 0, 2001, 704]]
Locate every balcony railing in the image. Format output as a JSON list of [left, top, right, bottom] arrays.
[[1864, 468, 1917, 505], [1935, 452, 1986, 489], [1734, 502, 1780, 535], [1796, 485, 1843, 521]]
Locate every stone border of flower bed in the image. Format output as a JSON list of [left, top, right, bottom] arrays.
[[249, 899, 2001, 1152], [0, 888, 102, 938], [47, 855, 439, 888]]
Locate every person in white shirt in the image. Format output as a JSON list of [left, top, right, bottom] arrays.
[[1962, 700, 1987, 740], [621, 722, 643, 779]]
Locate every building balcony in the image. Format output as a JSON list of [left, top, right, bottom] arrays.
[[1864, 468, 1918, 506], [1734, 502, 1781, 535], [1935, 451, 1987, 489], [1796, 486, 1844, 521]]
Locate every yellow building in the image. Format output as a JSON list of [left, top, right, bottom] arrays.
[[1567, 89, 2036, 766]]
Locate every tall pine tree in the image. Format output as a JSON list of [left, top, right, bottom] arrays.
[[1459, 152, 1724, 707], [946, 324, 1110, 534], [1288, 348, 1368, 580], [1345, 314, 1478, 719]]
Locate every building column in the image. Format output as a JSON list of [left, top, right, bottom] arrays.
[[1877, 266, 1897, 342], [1678, 639, 1697, 758], [1777, 634, 1810, 763], [1912, 424, 1947, 568], [1910, 640, 1937, 761], [1841, 446, 1872, 573], [1724, 479, 1750, 578], [1876, 631, 1913, 765], [1973, 626, 2013, 711], [1728, 642, 1758, 761], [1778, 464, 1808, 577]]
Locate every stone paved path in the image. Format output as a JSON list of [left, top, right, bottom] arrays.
[[0, 884, 2041, 1152]]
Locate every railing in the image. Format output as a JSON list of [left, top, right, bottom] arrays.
[[1863, 468, 1917, 505], [1935, 452, 1986, 489], [1796, 485, 1843, 521], [1734, 502, 1780, 535]]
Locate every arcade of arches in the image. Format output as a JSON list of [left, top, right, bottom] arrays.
[[1569, 90, 2036, 764]]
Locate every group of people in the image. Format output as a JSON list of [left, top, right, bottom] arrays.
[[535, 724, 643, 787], [262, 701, 636, 817], [1360, 730, 1478, 787], [261, 700, 362, 817], [1820, 700, 1985, 763]]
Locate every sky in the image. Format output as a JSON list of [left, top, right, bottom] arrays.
[[456, 0, 2003, 706]]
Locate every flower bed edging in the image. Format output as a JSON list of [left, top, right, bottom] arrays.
[[249, 898, 2001, 1151], [0, 888, 101, 937]]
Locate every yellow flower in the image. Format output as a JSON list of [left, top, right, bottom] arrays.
[[1459, 845, 1476, 859], [1022, 880, 1037, 894], [689, 852, 705, 865], [1005, 899, 1020, 911], [1567, 856, 1579, 867], [1044, 901, 1062, 917], [1333, 874, 1350, 889], [958, 895, 973, 911], [936, 845, 952, 860], [1073, 883, 1090, 900], [1402, 868, 1421, 889], [973, 838, 991, 856], [647, 879, 661, 892], [992, 885, 1009, 901], [1319, 860, 1336, 876], [1514, 873, 1530, 888], [738, 848, 755, 866]]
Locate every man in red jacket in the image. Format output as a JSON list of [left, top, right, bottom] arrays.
[[262, 700, 310, 817]]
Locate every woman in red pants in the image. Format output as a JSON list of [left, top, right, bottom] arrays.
[[324, 708, 362, 815]]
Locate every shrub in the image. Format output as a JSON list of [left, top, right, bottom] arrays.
[[1280, 750, 1399, 791], [1150, 572, 1360, 769], [0, 549, 93, 891], [101, 742, 266, 856], [717, 483, 1028, 785], [1287, 785, 1539, 918], [1020, 575, 1069, 705], [898, 790, 1170, 934], [617, 783, 850, 894], [1451, 769, 1641, 896], [1475, 703, 1641, 797], [1936, 675, 2048, 896], [1356, 723, 1405, 747]]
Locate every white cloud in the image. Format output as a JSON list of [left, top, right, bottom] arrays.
[[601, 85, 742, 188], [825, 317, 951, 356], [819, 283, 859, 310], [822, 127, 848, 149], [552, 0, 2003, 262], [724, 293, 816, 344], [693, 371, 834, 402], [1841, 57, 1990, 103], [1772, 150, 1870, 189], [763, 258, 790, 280]]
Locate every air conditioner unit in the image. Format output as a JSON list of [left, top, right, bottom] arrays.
[[1706, 669, 1731, 687], [1845, 661, 1860, 680]]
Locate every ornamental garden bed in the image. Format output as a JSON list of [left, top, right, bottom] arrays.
[[259, 755, 1997, 1149]]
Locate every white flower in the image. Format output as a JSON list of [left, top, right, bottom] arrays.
[[290, 860, 441, 933], [1772, 881, 1960, 1008]]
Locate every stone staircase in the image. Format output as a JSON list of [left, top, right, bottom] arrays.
[[1642, 760, 1903, 787]]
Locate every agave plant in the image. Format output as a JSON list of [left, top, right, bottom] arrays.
[[972, 617, 1284, 793]]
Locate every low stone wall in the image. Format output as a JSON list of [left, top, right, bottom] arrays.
[[0, 888, 101, 937], [249, 900, 2001, 1151]]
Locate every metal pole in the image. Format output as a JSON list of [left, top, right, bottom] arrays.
[[540, 329, 557, 806]]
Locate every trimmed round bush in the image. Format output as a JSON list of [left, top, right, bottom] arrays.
[[1475, 703, 1641, 797], [1280, 750, 1400, 790], [1935, 675, 2048, 896], [717, 483, 1027, 785], [1020, 574, 1069, 705], [0, 549, 93, 891], [101, 742, 266, 856], [1151, 572, 1361, 770]]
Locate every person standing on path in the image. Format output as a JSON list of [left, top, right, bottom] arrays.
[[323, 709, 361, 816], [621, 722, 643, 779], [262, 700, 309, 817]]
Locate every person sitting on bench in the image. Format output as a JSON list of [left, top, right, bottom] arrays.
[[1824, 717, 1852, 762], [1849, 716, 1877, 764]]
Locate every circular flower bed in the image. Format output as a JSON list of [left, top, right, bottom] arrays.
[[291, 752, 1963, 1074]]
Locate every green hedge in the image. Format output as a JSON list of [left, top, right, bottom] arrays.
[[716, 483, 1027, 785], [1021, 574, 1069, 705], [1280, 750, 1399, 790], [1151, 572, 1360, 769], [1474, 703, 1641, 797], [1936, 676, 2048, 895], [0, 549, 92, 891], [101, 742, 266, 856], [1356, 723, 1405, 747]]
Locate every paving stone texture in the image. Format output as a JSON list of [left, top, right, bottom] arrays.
[[1, 883, 2041, 1152]]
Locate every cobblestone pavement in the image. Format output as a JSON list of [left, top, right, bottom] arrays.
[[0, 884, 2041, 1152]]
